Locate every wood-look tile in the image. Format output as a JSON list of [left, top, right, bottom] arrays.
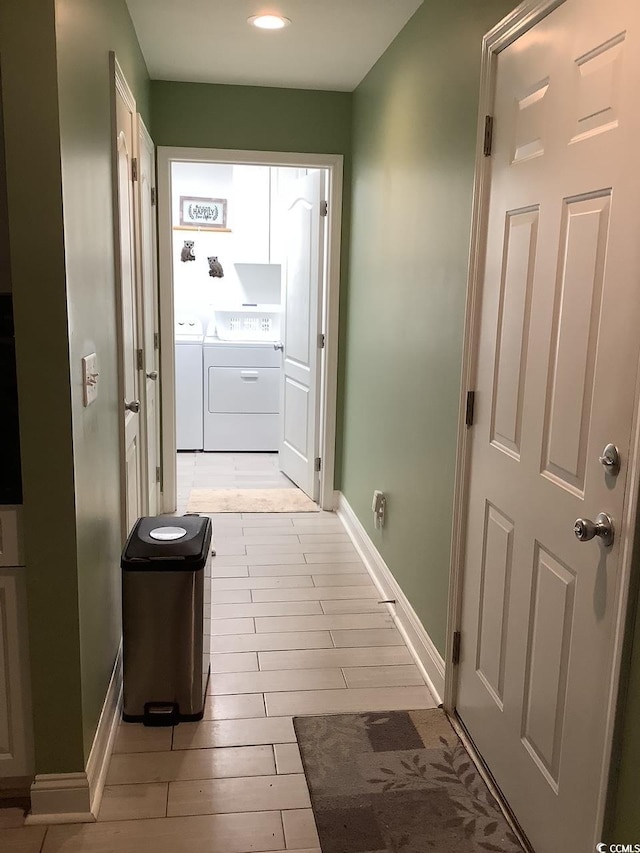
[[255, 613, 393, 633], [214, 535, 307, 547], [0, 827, 46, 853], [239, 519, 296, 529], [211, 652, 258, 673], [113, 723, 173, 754], [210, 618, 255, 635], [42, 811, 285, 853], [212, 601, 323, 619], [320, 599, 384, 614], [213, 576, 314, 591], [203, 693, 265, 720], [265, 686, 437, 717], [211, 590, 252, 604], [282, 809, 321, 850], [249, 563, 365, 577], [211, 543, 247, 556], [245, 543, 356, 555], [212, 631, 334, 653], [330, 628, 405, 647], [342, 664, 425, 688], [97, 783, 168, 821], [214, 554, 303, 567], [106, 745, 275, 785], [297, 533, 351, 544], [210, 668, 346, 696], [211, 565, 249, 578], [172, 717, 295, 750], [258, 646, 414, 671], [273, 743, 304, 775], [251, 585, 377, 602], [304, 552, 364, 564], [290, 518, 342, 528], [167, 774, 310, 817], [311, 573, 374, 587]]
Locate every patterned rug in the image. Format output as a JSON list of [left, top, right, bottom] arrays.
[[294, 708, 524, 853], [186, 487, 318, 513]]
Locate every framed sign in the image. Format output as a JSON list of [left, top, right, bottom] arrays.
[[179, 196, 228, 230]]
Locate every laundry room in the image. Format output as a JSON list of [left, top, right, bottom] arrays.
[[169, 158, 331, 511]]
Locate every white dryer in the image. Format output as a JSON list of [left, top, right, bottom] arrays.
[[203, 318, 281, 452], [175, 317, 204, 451]]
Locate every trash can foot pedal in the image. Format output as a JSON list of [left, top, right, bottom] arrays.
[[143, 702, 179, 727]]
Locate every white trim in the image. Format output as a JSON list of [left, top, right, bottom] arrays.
[[446, 0, 640, 846], [336, 492, 445, 704], [26, 645, 123, 824], [0, 506, 24, 567], [157, 147, 343, 513]]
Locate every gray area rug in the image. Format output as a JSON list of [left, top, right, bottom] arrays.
[[294, 708, 524, 853]]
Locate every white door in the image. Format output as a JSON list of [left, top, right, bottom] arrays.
[[137, 118, 161, 516], [278, 170, 324, 500], [457, 2, 640, 852], [114, 67, 142, 537]]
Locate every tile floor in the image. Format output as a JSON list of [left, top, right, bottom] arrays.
[[0, 454, 438, 852]]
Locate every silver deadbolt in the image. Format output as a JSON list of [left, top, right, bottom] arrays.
[[599, 443, 621, 476], [273, 342, 284, 352], [124, 399, 140, 414], [573, 512, 614, 547], [146, 370, 158, 381]]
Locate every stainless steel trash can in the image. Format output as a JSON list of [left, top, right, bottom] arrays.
[[122, 515, 212, 726]]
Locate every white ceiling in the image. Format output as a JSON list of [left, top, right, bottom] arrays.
[[125, 0, 423, 92]]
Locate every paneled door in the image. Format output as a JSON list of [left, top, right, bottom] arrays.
[[278, 170, 324, 500], [457, 1, 640, 851], [137, 118, 161, 516], [113, 60, 142, 537]]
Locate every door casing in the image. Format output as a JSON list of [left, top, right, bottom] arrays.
[[156, 147, 343, 512], [445, 0, 640, 843]]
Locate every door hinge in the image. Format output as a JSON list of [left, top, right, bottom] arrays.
[[452, 631, 462, 666], [318, 333, 325, 349], [320, 200, 328, 217], [465, 390, 476, 427], [156, 466, 161, 484], [132, 157, 138, 182], [154, 332, 160, 350], [483, 115, 494, 157], [314, 457, 322, 473], [150, 186, 157, 206], [136, 348, 143, 370]]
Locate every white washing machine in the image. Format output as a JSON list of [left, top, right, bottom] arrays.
[[203, 316, 281, 452], [175, 317, 204, 451]]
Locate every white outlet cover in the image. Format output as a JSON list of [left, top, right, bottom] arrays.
[[82, 353, 98, 407]]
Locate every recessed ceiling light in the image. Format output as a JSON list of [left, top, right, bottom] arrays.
[[248, 14, 291, 30]]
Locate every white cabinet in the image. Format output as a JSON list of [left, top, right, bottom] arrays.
[[231, 166, 271, 264], [0, 507, 33, 778]]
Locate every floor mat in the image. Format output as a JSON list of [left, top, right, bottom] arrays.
[[187, 487, 318, 513], [294, 708, 524, 853]]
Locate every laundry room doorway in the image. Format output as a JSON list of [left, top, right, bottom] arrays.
[[157, 148, 343, 515]]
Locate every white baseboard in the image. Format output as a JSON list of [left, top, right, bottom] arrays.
[[336, 492, 446, 704], [26, 644, 122, 825]]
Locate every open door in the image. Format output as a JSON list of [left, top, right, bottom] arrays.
[[113, 58, 142, 537], [137, 118, 161, 516], [278, 170, 324, 500]]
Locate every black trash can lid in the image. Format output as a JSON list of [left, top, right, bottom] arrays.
[[122, 515, 212, 570]]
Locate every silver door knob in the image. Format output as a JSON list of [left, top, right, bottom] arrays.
[[124, 400, 140, 414], [273, 342, 284, 351], [574, 512, 614, 547], [146, 371, 158, 380], [599, 443, 620, 476]]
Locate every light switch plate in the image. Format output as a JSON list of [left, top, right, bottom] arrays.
[[82, 353, 99, 407]]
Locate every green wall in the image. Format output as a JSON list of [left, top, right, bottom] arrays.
[[54, 0, 150, 761], [0, 0, 148, 773], [1, 0, 84, 774], [342, 0, 515, 655]]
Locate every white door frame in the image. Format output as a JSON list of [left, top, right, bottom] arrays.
[[157, 147, 343, 512], [444, 0, 640, 838]]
